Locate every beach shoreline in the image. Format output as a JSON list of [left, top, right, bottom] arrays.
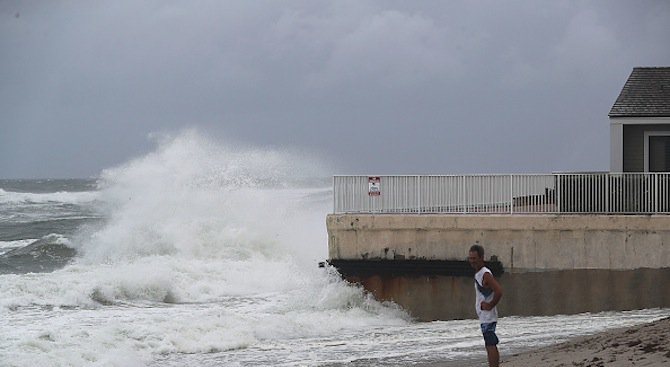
[[502, 316, 670, 366], [418, 316, 670, 367]]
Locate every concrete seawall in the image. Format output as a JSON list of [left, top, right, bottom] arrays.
[[326, 214, 670, 320]]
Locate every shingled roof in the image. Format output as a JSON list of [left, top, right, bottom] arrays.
[[609, 67, 670, 117]]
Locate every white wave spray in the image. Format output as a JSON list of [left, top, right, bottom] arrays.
[[0, 130, 409, 367], [73, 130, 347, 303]]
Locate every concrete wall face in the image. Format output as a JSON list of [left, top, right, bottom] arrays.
[[327, 214, 670, 270], [346, 269, 670, 321], [327, 214, 670, 320]]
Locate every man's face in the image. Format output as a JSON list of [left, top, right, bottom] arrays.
[[468, 250, 483, 270]]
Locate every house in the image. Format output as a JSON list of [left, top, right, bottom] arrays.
[[609, 67, 670, 172]]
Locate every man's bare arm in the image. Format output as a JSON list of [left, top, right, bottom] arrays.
[[481, 272, 503, 310]]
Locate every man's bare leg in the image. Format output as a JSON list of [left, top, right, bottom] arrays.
[[485, 345, 499, 367]]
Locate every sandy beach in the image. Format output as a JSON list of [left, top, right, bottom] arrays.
[[418, 316, 670, 367], [502, 316, 670, 366]]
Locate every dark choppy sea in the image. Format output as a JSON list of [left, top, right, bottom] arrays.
[[1, 132, 668, 367]]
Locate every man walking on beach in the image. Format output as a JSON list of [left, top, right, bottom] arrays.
[[468, 245, 503, 367]]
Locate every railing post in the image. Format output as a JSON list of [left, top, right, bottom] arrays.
[[654, 173, 658, 213], [510, 174, 514, 214], [605, 173, 609, 214], [462, 175, 466, 214], [333, 176, 337, 214], [417, 175, 422, 214], [556, 174, 561, 213]]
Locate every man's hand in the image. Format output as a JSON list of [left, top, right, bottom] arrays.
[[480, 301, 494, 311]]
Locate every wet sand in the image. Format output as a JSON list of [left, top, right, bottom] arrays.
[[418, 316, 670, 367], [503, 316, 670, 366]]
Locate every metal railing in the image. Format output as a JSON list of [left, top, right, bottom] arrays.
[[333, 173, 670, 214]]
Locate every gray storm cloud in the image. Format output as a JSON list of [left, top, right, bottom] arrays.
[[1, 0, 669, 178]]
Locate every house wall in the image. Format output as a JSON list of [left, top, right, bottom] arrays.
[[618, 120, 670, 172], [624, 124, 670, 171], [610, 123, 623, 172]]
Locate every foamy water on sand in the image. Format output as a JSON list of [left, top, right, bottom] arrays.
[[1, 130, 668, 366]]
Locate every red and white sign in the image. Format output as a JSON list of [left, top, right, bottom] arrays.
[[368, 176, 381, 196]]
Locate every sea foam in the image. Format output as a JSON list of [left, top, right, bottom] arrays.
[[0, 130, 410, 366], [0, 189, 99, 205]]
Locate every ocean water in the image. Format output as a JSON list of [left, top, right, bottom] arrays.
[[1, 131, 668, 367]]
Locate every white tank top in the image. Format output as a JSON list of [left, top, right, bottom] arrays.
[[474, 267, 498, 323]]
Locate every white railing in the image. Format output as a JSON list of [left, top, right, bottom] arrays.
[[333, 173, 670, 214]]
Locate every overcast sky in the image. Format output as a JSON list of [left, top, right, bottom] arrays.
[[1, 1, 669, 178]]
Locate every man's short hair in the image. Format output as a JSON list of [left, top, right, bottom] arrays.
[[469, 244, 485, 259]]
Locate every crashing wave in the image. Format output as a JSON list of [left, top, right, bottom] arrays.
[[0, 234, 77, 274]]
